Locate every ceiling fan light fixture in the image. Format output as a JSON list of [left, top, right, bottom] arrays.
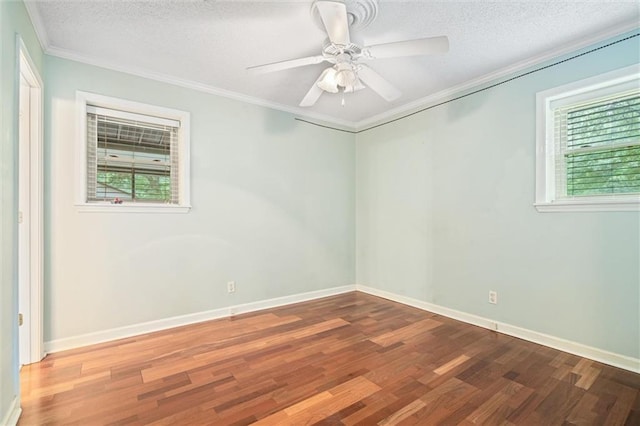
[[335, 63, 357, 87], [343, 77, 365, 93], [317, 67, 340, 93]]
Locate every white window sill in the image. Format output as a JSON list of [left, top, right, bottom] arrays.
[[534, 197, 640, 213], [76, 203, 191, 214]]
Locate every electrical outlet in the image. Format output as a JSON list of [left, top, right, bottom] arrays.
[[227, 281, 236, 293], [489, 290, 497, 304]]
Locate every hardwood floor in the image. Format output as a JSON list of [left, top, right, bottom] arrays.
[[19, 292, 640, 425]]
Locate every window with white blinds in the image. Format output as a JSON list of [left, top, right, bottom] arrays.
[[77, 92, 190, 212], [535, 65, 640, 212], [554, 92, 640, 198], [87, 107, 180, 203]]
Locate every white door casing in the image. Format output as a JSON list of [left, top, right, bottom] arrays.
[[18, 37, 44, 365], [18, 73, 31, 366]]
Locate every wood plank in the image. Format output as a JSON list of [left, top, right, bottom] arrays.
[[18, 292, 640, 426], [369, 317, 442, 347], [434, 354, 471, 375], [253, 376, 380, 425]]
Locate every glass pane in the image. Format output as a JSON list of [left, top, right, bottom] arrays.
[[92, 111, 176, 203], [566, 146, 640, 196], [96, 170, 133, 200], [134, 172, 171, 202], [566, 95, 640, 149]]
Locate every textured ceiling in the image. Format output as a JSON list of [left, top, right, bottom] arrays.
[[26, 0, 640, 127]]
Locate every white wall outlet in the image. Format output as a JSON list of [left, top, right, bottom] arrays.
[[227, 281, 236, 293], [489, 290, 497, 304]]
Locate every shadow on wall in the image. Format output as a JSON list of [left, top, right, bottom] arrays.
[[361, 86, 490, 141], [445, 88, 490, 123], [259, 105, 298, 134]]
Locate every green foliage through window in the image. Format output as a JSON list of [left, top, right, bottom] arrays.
[[564, 94, 640, 196], [97, 169, 171, 202]]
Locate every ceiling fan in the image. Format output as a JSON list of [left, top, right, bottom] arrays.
[[247, 0, 449, 107]]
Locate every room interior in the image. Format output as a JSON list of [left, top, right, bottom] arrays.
[[1, 0, 639, 424]]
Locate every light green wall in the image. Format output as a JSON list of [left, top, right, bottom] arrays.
[[44, 56, 355, 342], [356, 32, 640, 358], [2, 9, 638, 424], [0, 0, 43, 423]]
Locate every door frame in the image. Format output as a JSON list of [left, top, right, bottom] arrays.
[[18, 36, 44, 364]]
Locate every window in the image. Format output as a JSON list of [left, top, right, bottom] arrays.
[[535, 64, 640, 212], [77, 92, 190, 213]]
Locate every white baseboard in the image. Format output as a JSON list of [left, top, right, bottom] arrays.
[[226, 285, 356, 317], [44, 285, 356, 354], [43, 283, 639, 374], [1, 396, 21, 426], [356, 285, 640, 374]]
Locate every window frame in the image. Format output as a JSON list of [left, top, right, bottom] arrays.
[[534, 64, 640, 213], [76, 91, 191, 213]]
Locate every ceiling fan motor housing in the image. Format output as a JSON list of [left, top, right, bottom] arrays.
[[322, 39, 362, 57]]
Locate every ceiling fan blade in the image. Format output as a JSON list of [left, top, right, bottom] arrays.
[[247, 55, 326, 74], [315, 0, 350, 46], [299, 73, 325, 107], [357, 65, 401, 102], [365, 36, 449, 59]]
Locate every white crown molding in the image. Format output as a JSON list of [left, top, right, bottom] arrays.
[[44, 45, 358, 131], [44, 285, 356, 354], [0, 396, 21, 426], [24, 0, 356, 130], [354, 21, 640, 131], [22, 0, 49, 50], [356, 285, 640, 374], [20, 2, 640, 133]]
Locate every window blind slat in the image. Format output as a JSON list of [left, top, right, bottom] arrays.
[[87, 106, 179, 204], [564, 145, 640, 196], [87, 105, 180, 128], [565, 95, 640, 149], [554, 90, 640, 198], [565, 94, 640, 118], [170, 127, 179, 204], [567, 109, 640, 128], [87, 113, 98, 201]]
